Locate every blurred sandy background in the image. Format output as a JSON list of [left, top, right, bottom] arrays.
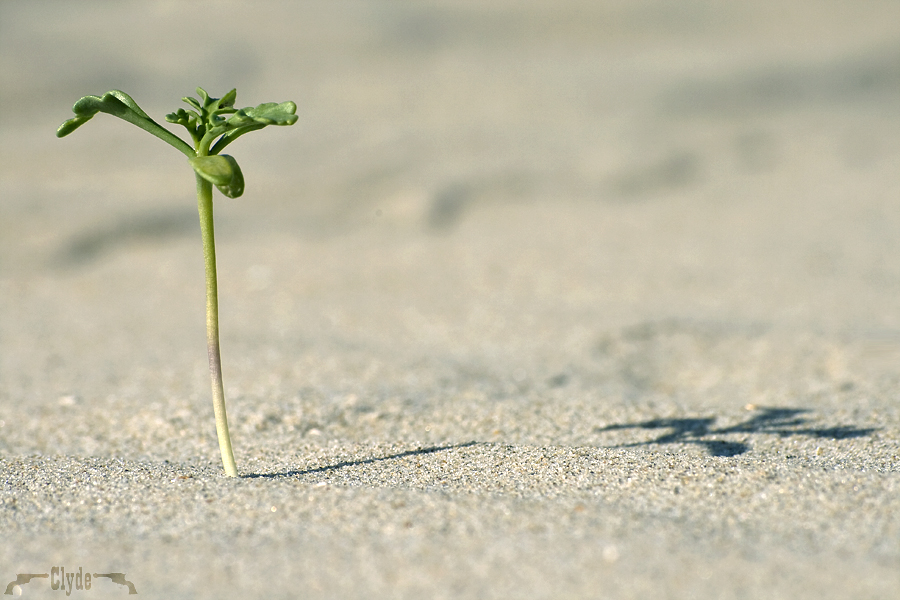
[[2, 1, 900, 598]]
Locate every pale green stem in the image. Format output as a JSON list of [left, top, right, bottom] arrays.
[[196, 174, 238, 477]]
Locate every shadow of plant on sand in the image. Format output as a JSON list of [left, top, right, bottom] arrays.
[[595, 407, 877, 457], [243, 441, 479, 479]]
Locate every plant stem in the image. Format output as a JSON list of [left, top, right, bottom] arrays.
[[196, 174, 238, 477]]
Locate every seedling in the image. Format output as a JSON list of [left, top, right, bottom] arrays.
[[57, 88, 298, 476]]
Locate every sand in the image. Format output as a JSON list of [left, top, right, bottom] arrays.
[[1, 1, 899, 598]]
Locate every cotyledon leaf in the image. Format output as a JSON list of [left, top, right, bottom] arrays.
[[58, 90, 146, 136], [189, 154, 245, 198], [57, 89, 194, 156]]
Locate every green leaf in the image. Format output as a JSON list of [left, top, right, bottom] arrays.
[[196, 87, 210, 106], [57, 93, 125, 136], [165, 108, 198, 126], [107, 90, 151, 119], [208, 99, 298, 154], [229, 101, 298, 127], [218, 89, 237, 110], [182, 96, 202, 111], [189, 154, 244, 198], [56, 115, 92, 137], [57, 89, 195, 157], [189, 155, 233, 186]]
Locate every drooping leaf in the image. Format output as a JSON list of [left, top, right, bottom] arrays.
[[56, 115, 92, 137], [57, 89, 194, 156], [214, 155, 244, 198], [189, 154, 244, 198], [57, 93, 126, 136], [189, 155, 233, 186]]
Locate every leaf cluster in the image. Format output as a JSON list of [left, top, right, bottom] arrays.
[[57, 87, 298, 198], [164, 87, 298, 156]]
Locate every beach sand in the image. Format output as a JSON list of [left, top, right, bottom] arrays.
[[1, 1, 899, 597]]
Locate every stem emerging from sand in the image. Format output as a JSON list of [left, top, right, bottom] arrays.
[[196, 174, 238, 477], [57, 88, 297, 476]]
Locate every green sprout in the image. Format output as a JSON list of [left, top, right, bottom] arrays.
[[57, 88, 298, 476]]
